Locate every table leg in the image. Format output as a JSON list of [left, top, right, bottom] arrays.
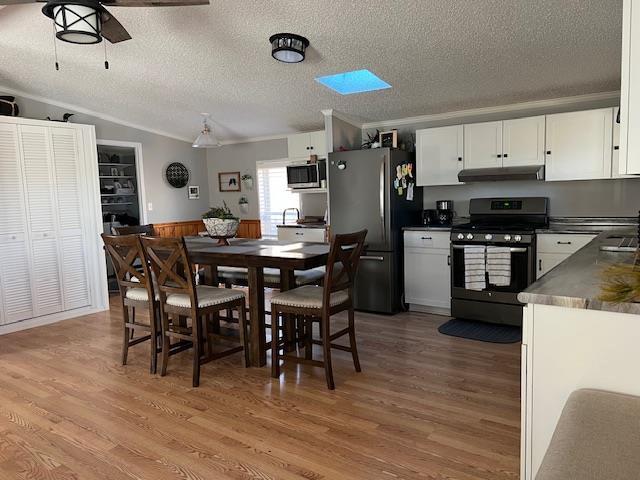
[[248, 266, 266, 367], [280, 269, 296, 352]]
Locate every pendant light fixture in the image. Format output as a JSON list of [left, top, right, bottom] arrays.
[[42, 0, 102, 44], [192, 114, 221, 148], [269, 33, 309, 63]]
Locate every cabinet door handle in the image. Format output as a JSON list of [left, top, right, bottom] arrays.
[[295, 232, 304, 235], [614, 146, 620, 150], [497, 154, 502, 158], [457, 157, 463, 162], [421, 236, 432, 240], [503, 153, 508, 158], [546, 150, 552, 155], [447, 255, 451, 266], [557, 241, 572, 245], [538, 259, 542, 271]]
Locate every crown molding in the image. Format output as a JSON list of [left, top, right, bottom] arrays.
[[219, 133, 289, 146], [361, 91, 620, 130], [0, 85, 194, 143]]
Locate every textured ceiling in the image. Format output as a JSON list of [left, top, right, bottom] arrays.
[[0, 0, 623, 142]]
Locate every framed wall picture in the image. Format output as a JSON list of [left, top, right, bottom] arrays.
[[379, 129, 398, 149], [188, 185, 200, 199], [218, 171, 241, 192]]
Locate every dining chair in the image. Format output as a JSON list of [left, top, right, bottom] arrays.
[[140, 236, 250, 387], [270, 229, 367, 390], [112, 224, 155, 236], [102, 233, 161, 373]]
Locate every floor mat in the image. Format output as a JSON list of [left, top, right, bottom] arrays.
[[438, 318, 521, 343]]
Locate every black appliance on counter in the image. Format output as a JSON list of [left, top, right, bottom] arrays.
[[329, 148, 423, 314], [423, 199, 455, 226], [422, 209, 438, 226], [450, 197, 548, 326]]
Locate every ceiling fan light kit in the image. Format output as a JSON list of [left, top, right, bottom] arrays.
[[269, 33, 309, 63], [43, 0, 102, 44]]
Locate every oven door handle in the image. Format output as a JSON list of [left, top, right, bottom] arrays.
[[451, 245, 528, 253]]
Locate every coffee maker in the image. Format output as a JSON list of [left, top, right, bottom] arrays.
[[435, 200, 454, 226]]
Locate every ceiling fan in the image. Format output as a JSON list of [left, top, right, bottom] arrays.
[[0, 0, 209, 44]]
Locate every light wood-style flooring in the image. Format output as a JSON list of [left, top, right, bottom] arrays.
[[0, 295, 521, 480]]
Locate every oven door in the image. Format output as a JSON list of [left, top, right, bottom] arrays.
[[287, 164, 320, 189], [451, 242, 534, 305]]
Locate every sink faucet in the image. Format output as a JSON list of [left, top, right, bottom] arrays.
[[282, 208, 300, 225]]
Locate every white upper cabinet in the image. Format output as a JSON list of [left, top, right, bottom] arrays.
[[545, 108, 613, 181], [620, 0, 640, 175], [416, 125, 463, 186], [288, 130, 327, 159], [502, 116, 545, 167], [464, 121, 503, 169]]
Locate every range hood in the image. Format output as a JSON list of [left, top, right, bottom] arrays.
[[458, 165, 545, 183]]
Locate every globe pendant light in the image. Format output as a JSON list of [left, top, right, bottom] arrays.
[[269, 33, 309, 63], [43, 0, 102, 45], [192, 114, 220, 148]]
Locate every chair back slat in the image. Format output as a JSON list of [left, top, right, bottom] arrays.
[[112, 224, 155, 236], [102, 233, 153, 296], [139, 236, 197, 307], [323, 230, 367, 309]]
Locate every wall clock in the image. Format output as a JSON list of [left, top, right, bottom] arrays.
[[165, 162, 190, 188]]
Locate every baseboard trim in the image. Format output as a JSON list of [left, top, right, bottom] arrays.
[[0, 306, 107, 335]]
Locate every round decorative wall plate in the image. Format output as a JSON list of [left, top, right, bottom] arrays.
[[165, 162, 189, 188]]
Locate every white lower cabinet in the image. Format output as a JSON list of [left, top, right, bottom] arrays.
[[277, 227, 326, 243], [403, 231, 451, 312], [536, 233, 597, 279]]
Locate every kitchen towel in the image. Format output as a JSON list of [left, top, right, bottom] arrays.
[[464, 245, 486, 291], [486, 246, 511, 287]]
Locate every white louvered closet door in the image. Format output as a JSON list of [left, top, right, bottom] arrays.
[[19, 125, 64, 317], [50, 127, 90, 310], [0, 124, 34, 324]]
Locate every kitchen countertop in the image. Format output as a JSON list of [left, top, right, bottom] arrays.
[[536, 217, 638, 234], [277, 223, 327, 229], [518, 228, 640, 315]]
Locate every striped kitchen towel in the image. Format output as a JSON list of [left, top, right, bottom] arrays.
[[464, 245, 486, 291], [487, 246, 511, 286]]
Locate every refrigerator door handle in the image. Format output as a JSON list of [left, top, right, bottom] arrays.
[[360, 255, 385, 261], [379, 158, 386, 245]]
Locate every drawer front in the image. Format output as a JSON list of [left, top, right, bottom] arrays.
[[404, 230, 450, 250], [277, 227, 325, 243], [537, 234, 596, 254]]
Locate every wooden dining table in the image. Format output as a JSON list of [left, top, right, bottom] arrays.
[[184, 237, 330, 367]]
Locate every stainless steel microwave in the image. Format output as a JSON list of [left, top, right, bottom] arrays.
[[286, 162, 325, 189]]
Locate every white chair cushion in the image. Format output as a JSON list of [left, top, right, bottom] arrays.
[[165, 285, 245, 309], [270, 285, 349, 309], [218, 266, 249, 281], [125, 287, 150, 302]]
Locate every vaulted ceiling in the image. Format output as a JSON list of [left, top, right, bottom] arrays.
[[0, 0, 623, 142]]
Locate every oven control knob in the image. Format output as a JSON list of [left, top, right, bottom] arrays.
[[466, 233, 474, 240], [504, 234, 512, 241], [457, 233, 464, 240], [514, 235, 522, 242], [485, 234, 493, 240]]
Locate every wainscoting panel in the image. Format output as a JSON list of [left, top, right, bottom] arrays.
[[154, 219, 261, 239]]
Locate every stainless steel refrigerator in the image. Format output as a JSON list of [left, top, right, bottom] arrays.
[[328, 148, 423, 313]]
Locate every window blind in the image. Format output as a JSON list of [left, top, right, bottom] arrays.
[[257, 162, 300, 238]]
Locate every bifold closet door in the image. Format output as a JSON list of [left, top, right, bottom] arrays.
[[0, 124, 34, 324], [19, 125, 64, 317], [50, 127, 90, 310]]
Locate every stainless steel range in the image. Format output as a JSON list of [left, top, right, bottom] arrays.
[[450, 197, 548, 326]]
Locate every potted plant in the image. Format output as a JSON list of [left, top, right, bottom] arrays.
[[238, 196, 249, 214], [241, 173, 253, 190], [202, 202, 240, 244]]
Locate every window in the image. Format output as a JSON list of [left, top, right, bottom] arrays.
[[257, 161, 300, 238]]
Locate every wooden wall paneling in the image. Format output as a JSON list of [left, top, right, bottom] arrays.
[[153, 219, 262, 239]]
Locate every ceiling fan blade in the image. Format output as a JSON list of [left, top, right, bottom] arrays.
[[101, 10, 132, 43], [103, 0, 208, 6], [0, 0, 38, 4]]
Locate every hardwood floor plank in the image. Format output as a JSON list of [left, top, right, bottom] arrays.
[[0, 295, 521, 479]]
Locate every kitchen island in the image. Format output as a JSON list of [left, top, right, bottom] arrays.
[[518, 229, 640, 480]]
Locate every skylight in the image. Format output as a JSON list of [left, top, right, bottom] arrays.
[[315, 69, 392, 95]]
